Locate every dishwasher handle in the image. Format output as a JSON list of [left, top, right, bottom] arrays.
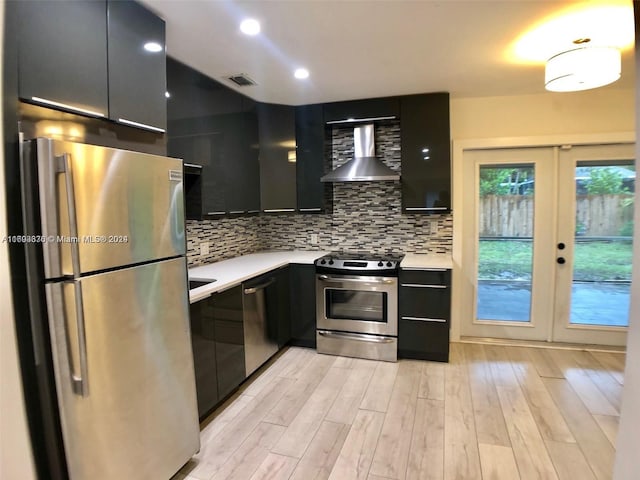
[[243, 277, 276, 295]]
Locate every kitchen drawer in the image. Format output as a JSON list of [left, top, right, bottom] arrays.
[[398, 318, 449, 362], [400, 269, 451, 286], [400, 283, 450, 320]]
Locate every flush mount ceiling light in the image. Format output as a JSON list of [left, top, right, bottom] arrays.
[[294, 68, 309, 80], [545, 45, 621, 92], [240, 18, 260, 36]]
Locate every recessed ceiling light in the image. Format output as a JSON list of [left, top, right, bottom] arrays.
[[143, 42, 163, 53], [294, 68, 309, 79], [240, 18, 260, 36], [165, 91, 171, 98]]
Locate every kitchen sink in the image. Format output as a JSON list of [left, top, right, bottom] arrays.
[[189, 279, 217, 290]]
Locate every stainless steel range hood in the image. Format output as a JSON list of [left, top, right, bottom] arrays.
[[321, 124, 400, 182]]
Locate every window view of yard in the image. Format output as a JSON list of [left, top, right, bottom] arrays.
[[478, 239, 632, 325], [477, 163, 633, 327]]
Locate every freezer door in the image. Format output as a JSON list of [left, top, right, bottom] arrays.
[[45, 257, 199, 479], [31, 138, 185, 278]]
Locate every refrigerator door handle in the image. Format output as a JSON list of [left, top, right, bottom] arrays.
[[48, 281, 90, 396], [72, 281, 90, 396], [59, 153, 82, 276]]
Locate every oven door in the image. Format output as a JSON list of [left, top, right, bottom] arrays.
[[316, 274, 398, 336]]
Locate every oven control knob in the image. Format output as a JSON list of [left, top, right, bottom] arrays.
[[328, 260, 334, 265], [386, 261, 392, 267], [320, 259, 326, 265], [378, 261, 384, 267]]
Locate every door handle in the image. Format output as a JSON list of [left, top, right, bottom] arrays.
[[243, 277, 276, 294], [557, 257, 566, 264], [48, 282, 89, 397], [317, 330, 396, 343], [318, 274, 395, 285], [60, 153, 82, 277]]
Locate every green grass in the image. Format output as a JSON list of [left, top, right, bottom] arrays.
[[479, 239, 632, 282]]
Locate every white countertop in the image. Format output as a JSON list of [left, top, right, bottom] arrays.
[[400, 253, 453, 270], [188, 250, 329, 303]]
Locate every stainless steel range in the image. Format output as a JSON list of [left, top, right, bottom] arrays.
[[315, 252, 404, 362]]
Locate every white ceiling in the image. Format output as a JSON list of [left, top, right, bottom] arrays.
[[141, 0, 635, 106]]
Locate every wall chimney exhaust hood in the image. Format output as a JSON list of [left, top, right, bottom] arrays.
[[321, 124, 400, 182]]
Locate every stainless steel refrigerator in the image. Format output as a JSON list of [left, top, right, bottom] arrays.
[[21, 137, 200, 479]]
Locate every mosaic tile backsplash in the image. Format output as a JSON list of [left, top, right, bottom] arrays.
[[186, 121, 452, 266]]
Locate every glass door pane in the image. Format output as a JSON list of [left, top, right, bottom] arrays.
[[477, 165, 535, 322], [570, 161, 634, 327], [553, 143, 633, 346], [460, 146, 555, 342]]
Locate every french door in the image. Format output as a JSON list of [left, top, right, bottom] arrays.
[[460, 143, 634, 346]]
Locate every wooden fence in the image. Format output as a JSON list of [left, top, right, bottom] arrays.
[[479, 194, 634, 237]]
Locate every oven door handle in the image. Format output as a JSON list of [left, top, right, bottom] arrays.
[[318, 274, 395, 285], [317, 330, 396, 344]]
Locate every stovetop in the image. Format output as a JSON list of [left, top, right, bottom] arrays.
[[315, 251, 404, 274]]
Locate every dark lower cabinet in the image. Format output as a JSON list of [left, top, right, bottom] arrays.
[[398, 269, 451, 362], [266, 266, 291, 348], [189, 285, 244, 420], [212, 286, 245, 400], [289, 264, 317, 348], [189, 296, 219, 419]]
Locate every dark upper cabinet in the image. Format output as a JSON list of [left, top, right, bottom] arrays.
[[226, 99, 260, 213], [398, 268, 451, 362], [400, 93, 451, 213], [107, 0, 166, 132], [17, 0, 167, 133], [295, 104, 331, 213], [323, 96, 399, 124], [257, 103, 297, 212], [289, 264, 317, 348], [167, 57, 259, 218], [169, 132, 227, 216], [17, 0, 109, 117]]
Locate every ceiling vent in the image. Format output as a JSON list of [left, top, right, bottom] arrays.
[[227, 74, 257, 87]]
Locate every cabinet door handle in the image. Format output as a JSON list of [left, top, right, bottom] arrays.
[[183, 163, 202, 169], [404, 207, 448, 211], [402, 316, 447, 323], [117, 118, 165, 133], [263, 208, 296, 213], [299, 208, 321, 212], [402, 267, 448, 272], [31, 96, 105, 118], [229, 210, 245, 214], [326, 115, 397, 125], [401, 283, 447, 289], [207, 211, 226, 215]]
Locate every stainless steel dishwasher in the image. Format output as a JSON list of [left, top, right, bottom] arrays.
[[242, 275, 279, 376]]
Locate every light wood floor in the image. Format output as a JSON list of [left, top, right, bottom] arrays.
[[171, 343, 626, 480]]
